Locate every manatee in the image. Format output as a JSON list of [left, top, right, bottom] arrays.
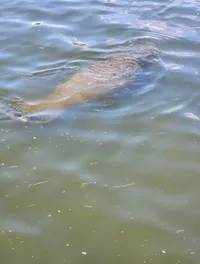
[[0, 44, 159, 123]]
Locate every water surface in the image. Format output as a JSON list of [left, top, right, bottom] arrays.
[[0, 0, 200, 263]]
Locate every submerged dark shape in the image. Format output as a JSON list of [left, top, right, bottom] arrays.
[[0, 45, 159, 123]]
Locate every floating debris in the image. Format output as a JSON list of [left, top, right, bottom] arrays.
[[113, 183, 135, 188], [176, 229, 184, 233], [156, 132, 167, 135], [81, 252, 87, 255], [29, 180, 49, 187], [80, 182, 90, 188], [1, 129, 12, 132], [184, 112, 199, 120], [25, 204, 36, 208], [83, 205, 92, 208], [66, 244, 70, 247]]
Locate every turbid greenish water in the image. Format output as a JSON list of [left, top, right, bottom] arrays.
[[0, 0, 200, 263]]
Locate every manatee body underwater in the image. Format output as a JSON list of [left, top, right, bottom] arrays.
[[0, 45, 159, 124]]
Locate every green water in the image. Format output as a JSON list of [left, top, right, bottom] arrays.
[[0, 0, 200, 263]]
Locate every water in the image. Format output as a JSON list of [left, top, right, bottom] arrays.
[[0, 0, 200, 263]]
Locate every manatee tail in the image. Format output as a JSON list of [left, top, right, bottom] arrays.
[[0, 101, 60, 123], [0, 101, 24, 120]]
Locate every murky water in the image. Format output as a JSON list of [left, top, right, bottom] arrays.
[[0, 0, 200, 263]]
